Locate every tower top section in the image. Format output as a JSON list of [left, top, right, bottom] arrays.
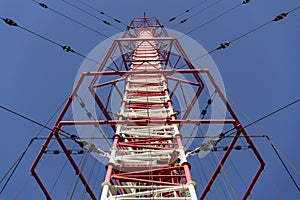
[[128, 16, 163, 29], [123, 16, 168, 39]]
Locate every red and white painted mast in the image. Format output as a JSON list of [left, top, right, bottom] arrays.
[[100, 19, 197, 200]]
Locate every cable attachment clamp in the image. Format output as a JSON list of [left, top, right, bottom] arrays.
[[62, 45, 75, 53], [2, 18, 18, 26], [273, 12, 288, 21], [217, 42, 230, 50]]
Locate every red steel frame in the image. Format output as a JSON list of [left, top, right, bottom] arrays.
[[30, 16, 264, 200]]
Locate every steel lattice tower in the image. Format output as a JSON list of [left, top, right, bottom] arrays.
[[100, 19, 197, 200], [30, 16, 264, 200]]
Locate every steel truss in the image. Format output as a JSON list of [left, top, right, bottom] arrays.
[[30, 16, 264, 200]]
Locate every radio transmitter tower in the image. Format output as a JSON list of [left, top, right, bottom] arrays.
[[30, 15, 265, 200]]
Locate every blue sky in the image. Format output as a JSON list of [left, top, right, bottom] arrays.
[[0, 0, 300, 199]]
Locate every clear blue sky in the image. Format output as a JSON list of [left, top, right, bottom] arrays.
[[0, 0, 300, 199]]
